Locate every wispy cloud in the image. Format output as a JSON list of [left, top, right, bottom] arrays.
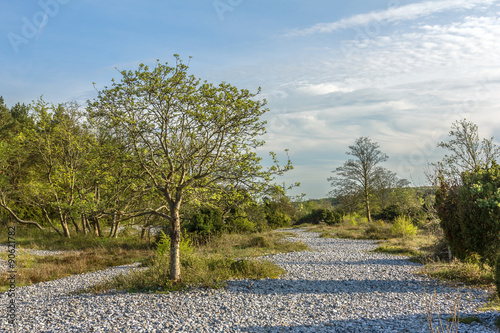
[[286, 0, 497, 36]]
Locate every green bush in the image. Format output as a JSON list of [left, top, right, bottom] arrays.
[[225, 208, 256, 234], [374, 205, 403, 221], [296, 209, 343, 225], [155, 230, 194, 257], [265, 210, 291, 228], [249, 235, 271, 248], [436, 163, 500, 266], [185, 207, 224, 236], [391, 215, 417, 238], [227, 216, 256, 233]]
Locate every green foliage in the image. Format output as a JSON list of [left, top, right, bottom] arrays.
[[265, 210, 291, 228], [296, 208, 343, 225], [248, 235, 271, 248], [364, 220, 392, 239], [263, 194, 296, 229], [342, 212, 367, 225], [375, 204, 403, 221], [227, 215, 256, 233], [155, 230, 194, 257], [373, 245, 422, 256], [391, 215, 417, 238], [185, 207, 224, 237], [436, 162, 500, 266], [90, 231, 298, 293]]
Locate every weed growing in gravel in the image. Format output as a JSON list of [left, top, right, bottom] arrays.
[[425, 288, 460, 333]]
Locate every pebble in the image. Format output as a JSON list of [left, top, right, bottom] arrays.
[[0, 228, 497, 332]]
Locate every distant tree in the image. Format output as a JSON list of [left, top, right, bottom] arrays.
[[88, 56, 291, 282], [328, 137, 390, 223]]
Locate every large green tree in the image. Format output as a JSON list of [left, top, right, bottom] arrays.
[[88, 56, 290, 282]]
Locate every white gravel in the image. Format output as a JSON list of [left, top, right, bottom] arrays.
[[0, 228, 497, 332]]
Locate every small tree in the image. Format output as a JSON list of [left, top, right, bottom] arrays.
[[434, 119, 500, 182], [88, 56, 291, 282], [328, 137, 389, 222]]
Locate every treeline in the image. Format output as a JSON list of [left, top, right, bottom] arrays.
[[2, 58, 302, 281], [0, 93, 436, 241], [0, 96, 300, 239], [296, 185, 435, 226]]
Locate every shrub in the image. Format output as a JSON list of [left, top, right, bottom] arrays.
[[265, 210, 291, 228], [155, 230, 194, 257], [436, 163, 500, 266], [249, 235, 271, 248], [296, 209, 343, 225], [391, 215, 417, 238], [364, 220, 392, 239], [374, 205, 403, 221], [185, 207, 224, 236], [227, 216, 256, 233]]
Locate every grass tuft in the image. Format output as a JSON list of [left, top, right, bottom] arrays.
[[84, 231, 306, 293], [419, 259, 494, 288]]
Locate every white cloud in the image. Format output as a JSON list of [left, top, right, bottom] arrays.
[[287, 0, 497, 36], [296, 82, 354, 95]]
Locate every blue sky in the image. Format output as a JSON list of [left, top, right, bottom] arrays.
[[2, 0, 500, 198]]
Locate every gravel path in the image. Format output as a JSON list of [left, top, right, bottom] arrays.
[[0, 244, 80, 272], [0, 229, 497, 332]]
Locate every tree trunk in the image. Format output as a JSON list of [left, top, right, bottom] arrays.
[[92, 217, 102, 237], [70, 215, 80, 233], [0, 202, 44, 231], [81, 213, 88, 234], [365, 191, 373, 223], [169, 207, 181, 283], [108, 212, 116, 238], [61, 218, 71, 238], [84, 214, 92, 234], [42, 208, 62, 236], [56, 207, 71, 238], [112, 213, 120, 238]]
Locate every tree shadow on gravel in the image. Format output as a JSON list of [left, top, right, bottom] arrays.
[[227, 278, 487, 296], [238, 312, 495, 333], [275, 258, 422, 267]]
